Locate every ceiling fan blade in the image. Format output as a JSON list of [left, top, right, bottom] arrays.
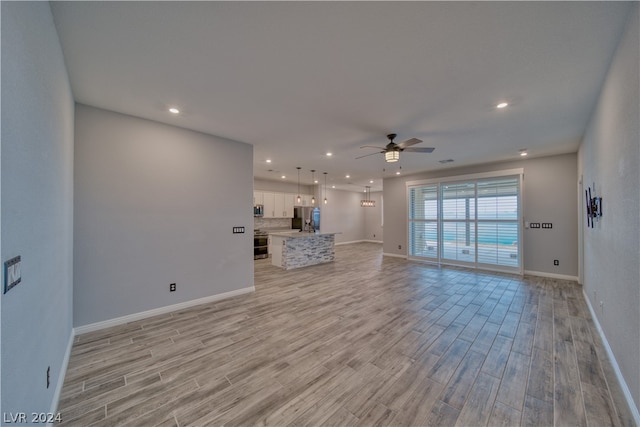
[[360, 145, 387, 150], [403, 146, 435, 153], [355, 151, 382, 159], [397, 138, 422, 149]]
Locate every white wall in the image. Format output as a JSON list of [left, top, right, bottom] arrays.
[[74, 105, 254, 327], [1, 1, 75, 416], [383, 154, 579, 278], [578, 5, 639, 417]]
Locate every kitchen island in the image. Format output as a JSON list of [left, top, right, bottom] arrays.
[[269, 231, 339, 270]]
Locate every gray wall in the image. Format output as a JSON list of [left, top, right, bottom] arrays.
[[254, 177, 313, 195], [74, 105, 254, 327], [320, 188, 366, 244], [1, 1, 74, 415], [383, 153, 578, 277], [363, 191, 383, 242], [579, 5, 639, 413]]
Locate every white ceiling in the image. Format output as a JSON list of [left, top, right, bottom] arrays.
[[50, 1, 632, 192]]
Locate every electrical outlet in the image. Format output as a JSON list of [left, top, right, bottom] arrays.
[[554, 260, 559, 266], [373, 234, 375, 238], [398, 245, 402, 250], [47, 366, 50, 389], [170, 283, 176, 292]]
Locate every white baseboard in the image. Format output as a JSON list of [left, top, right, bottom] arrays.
[[383, 252, 407, 259], [335, 240, 382, 246], [335, 240, 365, 246], [50, 328, 75, 419], [524, 270, 579, 282], [583, 290, 640, 425], [74, 286, 255, 335]]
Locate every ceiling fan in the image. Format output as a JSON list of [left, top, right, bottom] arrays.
[[357, 133, 435, 163]]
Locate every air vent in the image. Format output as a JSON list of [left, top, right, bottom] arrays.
[[439, 159, 455, 164]]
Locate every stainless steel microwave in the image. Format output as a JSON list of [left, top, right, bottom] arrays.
[[254, 204, 264, 217]]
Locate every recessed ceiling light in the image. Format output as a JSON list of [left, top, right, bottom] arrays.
[[266, 159, 272, 163], [332, 185, 335, 189], [396, 171, 401, 175], [169, 107, 180, 114], [326, 152, 333, 157], [369, 180, 374, 184], [345, 175, 350, 178], [281, 175, 286, 179], [314, 180, 318, 184], [496, 102, 509, 109], [520, 151, 528, 157]]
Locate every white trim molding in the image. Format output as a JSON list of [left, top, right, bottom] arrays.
[[74, 287, 255, 335], [583, 290, 640, 426], [524, 270, 579, 282], [406, 168, 524, 188], [336, 240, 383, 246], [50, 329, 75, 417], [383, 252, 407, 259]]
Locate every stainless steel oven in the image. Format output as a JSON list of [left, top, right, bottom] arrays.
[[254, 230, 269, 259]]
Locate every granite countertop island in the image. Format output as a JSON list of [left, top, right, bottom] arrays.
[[269, 231, 339, 270]]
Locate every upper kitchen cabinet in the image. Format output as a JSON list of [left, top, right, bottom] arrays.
[[263, 192, 293, 218], [283, 194, 295, 217], [254, 191, 264, 206], [262, 191, 275, 218]]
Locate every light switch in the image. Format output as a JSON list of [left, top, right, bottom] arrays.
[[4, 256, 21, 294]]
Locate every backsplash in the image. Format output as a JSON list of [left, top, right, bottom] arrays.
[[254, 217, 292, 230]]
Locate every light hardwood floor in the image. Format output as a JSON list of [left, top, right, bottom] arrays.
[[58, 243, 635, 426]]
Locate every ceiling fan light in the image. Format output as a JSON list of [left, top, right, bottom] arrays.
[[385, 151, 400, 162]]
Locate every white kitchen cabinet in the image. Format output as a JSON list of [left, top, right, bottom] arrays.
[[274, 192, 285, 217], [283, 193, 295, 217], [261, 191, 294, 218], [262, 191, 276, 218], [254, 191, 264, 205]]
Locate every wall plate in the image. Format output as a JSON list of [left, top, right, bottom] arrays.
[[4, 256, 22, 294]]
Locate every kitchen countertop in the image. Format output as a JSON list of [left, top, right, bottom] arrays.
[[269, 231, 339, 238]]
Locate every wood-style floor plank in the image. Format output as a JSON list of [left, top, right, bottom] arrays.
[[56, 243, 634, 426]]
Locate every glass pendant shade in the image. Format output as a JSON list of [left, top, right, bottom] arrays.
[[385, 150, 400, 162], [360, 186, 375, 207]]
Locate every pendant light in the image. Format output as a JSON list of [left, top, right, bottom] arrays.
[[323, 172, 328, 204], [296, 167, 301, 204], [361, 186, 375, 207], [310, 170, 316, 205]]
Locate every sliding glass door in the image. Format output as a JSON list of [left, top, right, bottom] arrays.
[[408, 172, 522, 273]]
